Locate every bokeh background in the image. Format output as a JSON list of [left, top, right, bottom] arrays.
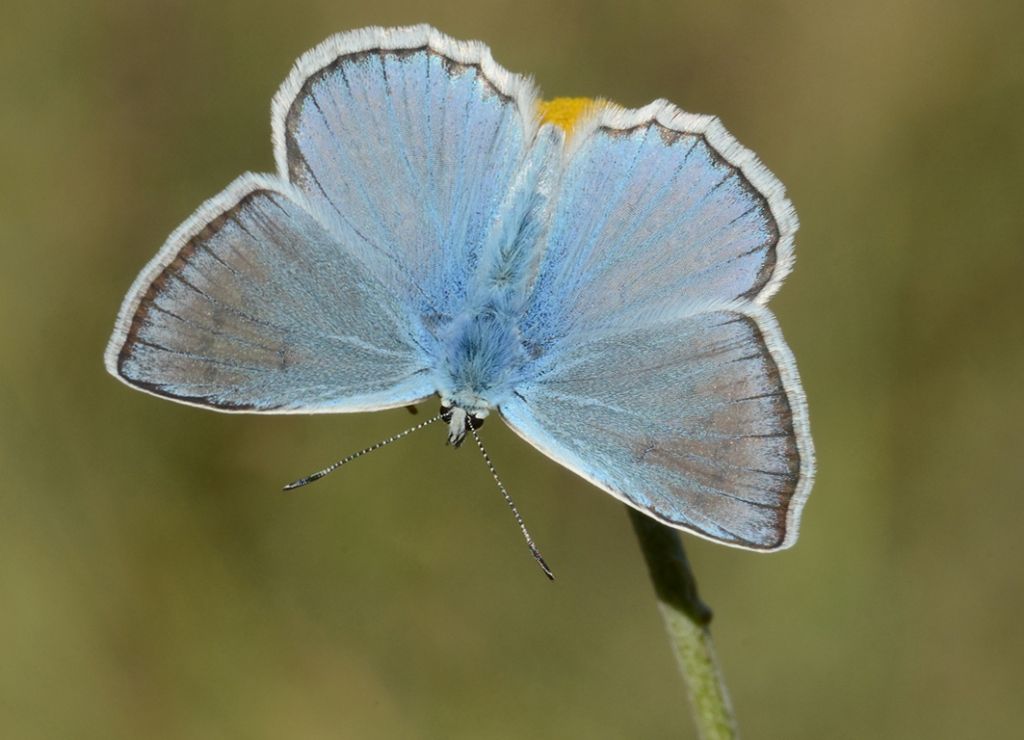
[[3, 1, 1022, 737]]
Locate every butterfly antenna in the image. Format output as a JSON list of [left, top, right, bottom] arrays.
[[468, 424, 555, 580], [283, 415, 441, 491]]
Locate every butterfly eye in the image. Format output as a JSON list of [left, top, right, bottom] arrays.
[[468, 415, 485, 430], [439, 404, 454, 422]]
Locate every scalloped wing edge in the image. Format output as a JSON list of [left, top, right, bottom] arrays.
[[564, 98, 799, 306], [105, 172, 282, 383], [269, 24, 542, 180], [501, 302, 814, 551], [103, 172, 436, 415]]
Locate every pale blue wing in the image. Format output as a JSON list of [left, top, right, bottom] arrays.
[[521, 100, 799, 350], [271, 25, 540, 323], [501, 308, 813, 550], [105, 175, 434, 412], [506, 100, 812, 547]]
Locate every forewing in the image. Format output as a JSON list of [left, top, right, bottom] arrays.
[[522, 100, 798, 348], [501, 308, 813, 550], [273, 25, 539, 320], [106, 175, 433, 412]]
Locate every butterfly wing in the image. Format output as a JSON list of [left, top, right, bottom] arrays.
[[506, 102, 813, 550], [109, 26, 542, 413], [502, 308, 811, 550], [272, 25, 540, 321], [521, 101, 798, 346], [106, 176, 434, 412]]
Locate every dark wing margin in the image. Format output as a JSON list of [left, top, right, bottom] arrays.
[[268, 25, 541, 318], [501, 306, 813, 551], [521, 99, 799, 349], [105, 174, 434, 413]]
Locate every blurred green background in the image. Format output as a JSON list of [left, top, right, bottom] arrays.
[[3, 0, 1022, 737]]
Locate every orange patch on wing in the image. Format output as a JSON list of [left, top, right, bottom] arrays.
[[538, 97, 600, 134]]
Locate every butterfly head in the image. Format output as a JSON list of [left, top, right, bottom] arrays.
[[439, 402, 487, 448]]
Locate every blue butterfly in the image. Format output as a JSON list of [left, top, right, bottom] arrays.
[[106, 25, 814, 564]]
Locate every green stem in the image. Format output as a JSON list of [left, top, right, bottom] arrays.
[[628, 507, 738, 740]]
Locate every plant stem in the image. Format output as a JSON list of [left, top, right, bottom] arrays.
[[628, 507, 738, 739]]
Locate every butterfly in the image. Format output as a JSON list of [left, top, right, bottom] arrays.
[[105, 25, 814, 566]]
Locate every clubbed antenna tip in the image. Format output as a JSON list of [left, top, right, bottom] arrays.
[[469, 424, 555, 581]]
